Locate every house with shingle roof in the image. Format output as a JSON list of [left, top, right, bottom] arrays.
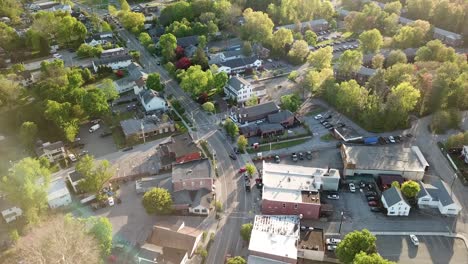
[[217, 57, 262, 74], [417, 179, 461, 216], [230, 101, 279, 124], [138, 89, 166, 113], [35, 141, 66, 163], [381, 186, 410, 216]]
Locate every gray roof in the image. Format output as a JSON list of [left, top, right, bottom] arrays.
[[223, 49, 243, 58], [176, 35, 199, 48], [172, 159, 212, 182], [417, 181, 429, 199], [358, 66, 376, 76], [383, 186, 404, 207], [120, 118, 172, 137], [267, 110, 294, 124], [399, 16, 415, 25], [165, 133, 200, 159], [127, 62, 146, 80], [41, 141, 64, 151], [68, 171, 83, 183], [434, 28, 462, 40], [426, 179, 455, 206], [220, 56, 259, 69], [94, 54, 132, 66], [239, 124, 259, 135], [158, 178, 212, 209], [228, 76, 250, 91], [239, 101, 279, 119], [277, 19, 328, 30], [139, 89, 161, 105], [258, 123, 284, 133]]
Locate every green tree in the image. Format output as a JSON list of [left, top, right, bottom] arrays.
[[138, 32, 152, 47], [198, 35, 207, 49], [202, 102, 215, 113], [215, 201, 223, 212], [245, 163, 256, 177], [280, 93, 302, 112], [446, 131, 468, 149], [192, 47, 209, 69], [237, 135, 248, 152], [77, 44, 102, 58], [415, 40, 456, 63], [120, 11, 145, 33], [146, 73, 164, 92], [241, 8, 274, 45], [19, 121, 38, 148], [354, 252, 395, 264], [100, 79, 119, 101], [384, 82, 421, 129], [0, 158, 51, 224], [9, 229, 19, 244], [287, 40, 309, 65], [120, 0, 131, 12], [288, 71, 299, 82], [391, 181, 400, 189], [386, 50, 407, 67], [335, 229, 377, 264], [240, 223, 253, 241], [304, 30, 317, 46], [88, 217, 113, 256], [271, 28, 293, 55], [372, 54, 385, 69], [227, 256, 247, 264], [430, 109, 460, 134], [307, 46, 333, 70], [0, 75, 22, 108], [245, 95, 258, 106], [303, 68, 333, 95], [400, 180, 421, 199], [359, 29, 383, 54], [383, 1, 402, 15], [242, 41, 253, 56], [81, 68, 93, 83], [82, 88, 109, 117], [159, 33, 177, 62], [392, 20, 430, 49], [337, 50, 363, 76], [76, 155, 114, 194], [178, 65, 215, 96], [224, 118, 239, 138], [142, 187, 173, 214]]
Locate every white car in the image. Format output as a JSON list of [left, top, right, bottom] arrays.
[[314, 114, 323, 120], [410, 234, 419, 246], [108, 197, 115, 206], [327, 245, 337, 251], [388, 136, 396, 143], [327, 194, 340, 200], [349, 183, 356, 192], [52, 53, 62, 59], [326, 238, 342, 245], [68, 153, 77, 162]]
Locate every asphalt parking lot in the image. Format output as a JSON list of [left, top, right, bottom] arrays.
[[377, 235, 468, 264], [270, 148, 343, 170], [75, 122, 117, 158]]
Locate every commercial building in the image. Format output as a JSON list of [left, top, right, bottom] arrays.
[[417, 179, 461, 216], [248, 215, 300, 264], [217, 57, 262, 74], [341, 144, 429, 180], [120, 118, 175, 142], [171, 159, 214, 192], [276, 19, 329, 32], [158, 133, 202, 170], [381, 186, 410, 216], [261, 161, 340, 219], [47, 177, 72, 209], [35, 141, 66, 163], [230, 101, 279, 124]]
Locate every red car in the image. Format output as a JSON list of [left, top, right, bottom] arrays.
[[238, 167, 246, 173], [368, 201, 378, 207]]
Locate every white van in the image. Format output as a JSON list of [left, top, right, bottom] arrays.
[[89, 124, 100, 133]]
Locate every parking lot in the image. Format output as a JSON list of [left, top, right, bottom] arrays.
[[74, 122, 117, 158], [377, 235, 468, 264], [310, 30, 359, 57]]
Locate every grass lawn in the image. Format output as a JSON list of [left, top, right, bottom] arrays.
[[247, 138, 308, 154], [320, 134, 334, 141]]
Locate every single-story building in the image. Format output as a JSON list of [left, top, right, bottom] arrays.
[[381, 186, 410, 216], [48, 177, 72, 209], [333, 126, 362, 142], [176, 35, 199, 48], [417, 179, 461, 216], [67, 170, 84, 193], [120, 118, 175, 142], [267, 110, 295, 127], [341, 144, 429, 180], [0, 196, 22, 224], [92, 54, 133, 72], [230, 101, 279, 124]]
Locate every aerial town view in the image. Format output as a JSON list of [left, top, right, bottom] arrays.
[[0, 0, 467, 263]]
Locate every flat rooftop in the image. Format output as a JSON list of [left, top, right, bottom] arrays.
[[48, 177, 69, 201], [333, 126, 362, 141], [342, 145, 428, 172], [249, 215, 299, 260], [172, 159, 212, 181], [298, 228, 324, 251]]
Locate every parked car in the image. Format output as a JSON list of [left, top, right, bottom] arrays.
[[244, 174, 249, 181], [108, 197, 115, 206], [327, 245, 337, 251], [368, 201, 378, 207], [410, 234, 419, 246], [365, 191, 378, 197], [388, 136, 396, 143], [370, 207, 383, 212], [327, 194, 339, 200], [229, 153, 237, 160], [314, 114, 323, 120], [238, 167, 246, 173], [324, 114, 332, 120], [100, 131, 112, 137], [349, 183, 356, 192], [336, 123, 345, 128], [90, 119, 101, 124], [306, 151, 312, 160], [325, 123, 333, 129], [298, 152, 304, 160], [89, 124, 100, 133], [384, 137, 390, 144], [292, 153, 298, 162], [275, 155, 280, 163], [326, 238, 342, 245], [122, 146, 133, 152], [78, 150, 89, 157], [68, 153, 77, 162], [52, 53, 62, 59], [367, 196, 378, 201]]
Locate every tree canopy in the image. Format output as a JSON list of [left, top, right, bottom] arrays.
[[359, 29, 383, 54], [241, 8, 274, 45], [224, 118, 239, 138], [354, 252, 395, 264], [227, 256, 247, 264], [237, 135, 248, 152], [337, 50, 363, 75], [307, 46, 333, 71], [287, 40, 309, 65], [76, 155, 114, 194], [280, 94, 302, 112], [142, 187, 173, 214], [401, 180, 421, 199], [335, 229, 377, 264], [240, 223, 253, 241], [147, 73, 164, 92]]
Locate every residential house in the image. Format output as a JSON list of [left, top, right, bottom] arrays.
[[120, 118, 175, 142], [261, 161, 341, 219], [35, 141, 66, 163], [28, 1, 59, 12], [462, 146, 468, 164], [209, 49, 244, 64], [224, 76, 254, 102], [267, 110, 295, 127], [417, 179, 461, 216], [158, 133, 202, 170], [67, 170, 84, 193], [230, 101, 279, 124], [276, 19, 329, 32], [138, 89, 167, 113], [333, 65, 376, 85], [92, 54, 132, 72], [84, 32, 114, 47], [340, 144, 429, 180], [47, 177, 72, 209], [217, 57, 262, 74], [248, 215, 299, 264], [399, 16, 463, 46], [148, 221, 203, 259], [381, 186, 410, 216], [184, 45, 198, 58], [101, 47, 127, 58], [19, 70, 35, 87], [112, 62, 147, 94], [0, 196, 22, 224], [176, 35, 199, 49]]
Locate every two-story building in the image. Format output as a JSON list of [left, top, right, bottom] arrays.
[[224, 76, 254, 103], [35, 141, 66, 163], [92, 54, 132, 72], [217, 57, 262, 74], [120, 118, 175, 142], [275, 18, 329, 32], [84, 32, 114, 47], [138, 89, 167, 113], [381, 186, 410, 216], [158, 133, 202, 170], [230, 101, 279, 124], [417, 179, 461, 216]]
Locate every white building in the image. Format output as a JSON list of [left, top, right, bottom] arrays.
[[217, 57, 262, 74], [248, 215, 299, 264], [417, 179, 461, 216], [35, 141, 66, 163], [47, 177, 72, 209], [341, 145, 429, 180], [0, 196, 22, 224], [138, 89, 167, 113], [209, 49, 244, 64], [113, 62, 147, 94], [224, 76, 254, 102], [92, 55, 133, 72], [461, 146, 468, 164], [84, 32, 114, 47], [381, 186, 410, 216]]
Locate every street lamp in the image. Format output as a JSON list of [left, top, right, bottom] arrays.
[[338, 211, 344, 234]]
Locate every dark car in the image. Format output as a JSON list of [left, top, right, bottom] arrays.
[[336, 123, 345, 128], [324, 114, 332, 120], [100, 131, 112, 137], [298, 152, 304, 160], [306, 151, 312, 160], [229, 153, 237, 160], [324, 123, 333, 129], [366, 191, 378, 197], [122, 146, 133, 152], [368, 201, 378, 207], [367, 196, 378, 201], [370, 207, 383, 212]]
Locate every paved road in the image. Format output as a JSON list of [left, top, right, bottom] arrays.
[[377, 235, 468, 264]]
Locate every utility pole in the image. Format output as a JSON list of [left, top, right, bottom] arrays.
[[141, 121, 145, 144], [338, 211, 344, 234]]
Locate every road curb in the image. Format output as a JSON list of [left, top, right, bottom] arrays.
[[370, 231, 468, 249]]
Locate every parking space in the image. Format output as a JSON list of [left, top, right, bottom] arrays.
[[377, 235, 468, 264], [310, 30, 359, 56], [74, 122, 117, 158]]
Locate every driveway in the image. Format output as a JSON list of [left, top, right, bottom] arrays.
[[377, 235, 468, 264]]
